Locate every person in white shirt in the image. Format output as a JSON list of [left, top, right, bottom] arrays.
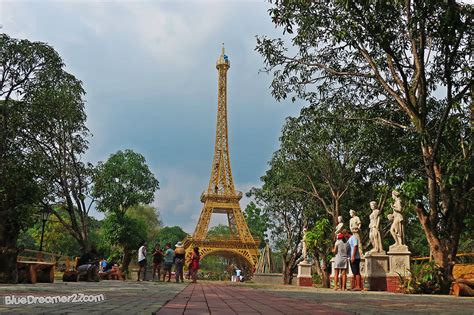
[[137, 241, 147, 281]]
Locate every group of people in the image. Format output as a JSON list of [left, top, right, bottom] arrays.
[[332, 229, 363, 291], [137, 241, 201, 283]]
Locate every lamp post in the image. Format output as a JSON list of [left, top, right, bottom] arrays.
[[39, 207, 50, 252]]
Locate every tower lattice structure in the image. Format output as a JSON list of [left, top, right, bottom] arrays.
[[184, 46, 259, 269]]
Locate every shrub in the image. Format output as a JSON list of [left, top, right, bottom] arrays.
[[398, 261, 446, 294]]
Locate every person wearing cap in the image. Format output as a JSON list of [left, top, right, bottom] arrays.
[[174, 241, 186, 283], [332, 231, 350, 290]]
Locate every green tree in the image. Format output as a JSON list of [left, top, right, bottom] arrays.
[[243, 202, 269, 248], [0, 34, 90, 282], [306, 218, 334, 288], [207, 224, 231, 239], [155, 226, 188, 248], [25, 69, 93, 254], [256, 0, 472, 291], [92, 149, 159, 271], [101, 213, 147, 270], [127, 204, 162, 244], [250, 163, 307, 285], [92, 149, 159, 214], [17, 208, 106, 258]]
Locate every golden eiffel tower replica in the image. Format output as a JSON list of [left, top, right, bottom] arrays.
[[184, 46, 259, 270]]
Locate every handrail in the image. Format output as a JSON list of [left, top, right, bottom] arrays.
[[411, 252, 474, 261]]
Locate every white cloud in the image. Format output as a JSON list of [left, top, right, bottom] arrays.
[[67, 1, 231, 68]]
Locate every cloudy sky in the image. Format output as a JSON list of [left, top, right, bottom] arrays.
[[1, 0, 302, 233]]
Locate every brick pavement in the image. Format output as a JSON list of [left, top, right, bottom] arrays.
[[1, 281, 473, 314], [253, 284, 474, 315], [157, 282, 474, 315], [157, 283, 351, 315]]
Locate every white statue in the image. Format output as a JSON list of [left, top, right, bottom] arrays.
[[388, 190, 405, 247], [301, 227, 308, 262], [334, 216, 344, 236], [368, 201, 384, 254], [349, 209, 364, 256]]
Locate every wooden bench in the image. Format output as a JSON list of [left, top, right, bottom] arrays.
[[17, 249, 59, 284], [17, 260, 55, 284]]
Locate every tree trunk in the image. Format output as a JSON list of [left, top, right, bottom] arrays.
[[417, 142, 464, 293], [0, 245, 18, 283], [313, 251, 330, 288], [0, 209, 22, 283], [122, 247, 132, 274], [282, 263, 293, 285]]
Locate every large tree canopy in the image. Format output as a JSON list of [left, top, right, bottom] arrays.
[[0, 34, 91, 281], [93, 149, 159, 214], [256, 0, 472, 291], [92, 149, 159, 272]]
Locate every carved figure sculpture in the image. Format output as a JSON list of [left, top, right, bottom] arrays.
[[388, 190, 405, 246], [349, 209, 363, 256], [301, 227, 308, 262], [335, 216, 344, 236], [368, 201, 384, 254]]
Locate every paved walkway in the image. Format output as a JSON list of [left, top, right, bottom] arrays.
[[1, 281, 473, 314], [157, 283, 349, 315], [256, 284, 474, 314], [0, 280, 185, 314]]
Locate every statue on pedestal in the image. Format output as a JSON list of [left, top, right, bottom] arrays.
[[335, 216, 344, 237], [301, 227, 308, 263], [349, 209, 363, 257], [367, 201, 384, 255], [388, 190, 405, 248]]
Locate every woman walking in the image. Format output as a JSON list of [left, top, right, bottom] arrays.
[[190, 247, 200, 283], [332, 232, 350, 290]]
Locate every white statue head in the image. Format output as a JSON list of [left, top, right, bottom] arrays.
[[392, 190, 400, 198], [337, 216, 342, 223], [370, 201, 377, 210], [349, 209, 355, 217]]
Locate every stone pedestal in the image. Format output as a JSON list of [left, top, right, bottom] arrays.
[[365, 253, 389, 291], [387, 245, 411, 292], [388, 245, 411, 276], [297, 261, 313, 287]]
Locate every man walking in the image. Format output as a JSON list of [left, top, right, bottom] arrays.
[[137, 241, 147, 281], [345, 229, 363, 290]]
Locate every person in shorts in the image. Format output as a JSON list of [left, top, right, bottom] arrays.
[[151, 244, 163, 281], [332, 232, 350, 290], [137, 241, 147, 281], [163, 243, 174, 282], [346, 229, 362, 290]]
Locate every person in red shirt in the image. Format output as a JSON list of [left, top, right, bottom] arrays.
[[189, 247, 200, 283]]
